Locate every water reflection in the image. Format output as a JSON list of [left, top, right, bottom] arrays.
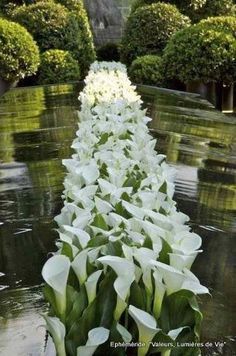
[[0, 84, 235, 355]]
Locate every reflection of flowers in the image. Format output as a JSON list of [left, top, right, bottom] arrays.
[[42, 61, 208, 356]]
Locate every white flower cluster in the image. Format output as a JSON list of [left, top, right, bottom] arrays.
[[42, 61, 208, 356]]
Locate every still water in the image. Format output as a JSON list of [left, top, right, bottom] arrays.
[[0, 83, 235, 355]]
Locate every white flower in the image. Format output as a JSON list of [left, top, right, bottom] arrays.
[[77, 327, 110, 356], [42, 255, 70, 317], [98, 256, 135, 320], [128, 305, 161, 356]]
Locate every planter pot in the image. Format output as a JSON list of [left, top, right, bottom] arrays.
[[215, 82, 234, 113], [0, 78, 17, 97], [186, 80, 234, 113]]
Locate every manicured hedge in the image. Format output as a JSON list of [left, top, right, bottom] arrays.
[[38, 49, 81, 84], [0, 18, 40, 82], [11, 0, 95, 76], [120, 3, 190, 64], [128, 55, 164, 86], [131, 0, 235, 22], [199, 16, 236, 37], [162, 24, 236, 84]]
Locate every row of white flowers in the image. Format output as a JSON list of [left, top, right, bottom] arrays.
[[42, 61, 208, 356]]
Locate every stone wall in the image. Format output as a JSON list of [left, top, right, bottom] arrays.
[[84, 0, 133, 46]]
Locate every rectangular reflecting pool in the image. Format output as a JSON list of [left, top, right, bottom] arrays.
[[0, 83, 235, 355]]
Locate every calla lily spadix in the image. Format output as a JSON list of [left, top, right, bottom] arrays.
[[42, 255, 70, 317]]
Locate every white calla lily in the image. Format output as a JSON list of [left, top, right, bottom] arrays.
[[77, 327, 110, 356], [151, 261, 209, 295], [116, 323, 132, 343], [71, 248, 90, 285], [128, 305, 161, 356], [153, 270, 166, 319], [169, 252, 201, 271], [62, 225, 90, 249], [42, 255, 70, 317], [43, 315, 66, 356], [85, 270, 102, 304], [98, 256, 135, 320]]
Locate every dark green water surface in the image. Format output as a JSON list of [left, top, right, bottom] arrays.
[[0, 83, 235, 355]]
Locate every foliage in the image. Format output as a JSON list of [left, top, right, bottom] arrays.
[[120, 3, 190, 64], [38, 50, 81, 85], [11, 0, 95, 76], [128, 55, 164, 86], [199, 16, 236, 37], [96, 43, 120, 62], [0, 17, 40, 82], [131, 0, 235, 22], [162, 23, 236, 84], [42, 61, 208, 356]]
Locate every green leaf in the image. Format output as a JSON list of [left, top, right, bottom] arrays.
[[91, 214, 108, 231], [61, 242, 73, 261], [129, 281, 146, 310], [159, 239, 172, 265]]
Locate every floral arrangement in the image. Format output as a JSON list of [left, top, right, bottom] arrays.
[[42, 61, 208, 356]]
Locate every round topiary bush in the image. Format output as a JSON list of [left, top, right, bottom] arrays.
[[199, 16, 236, 37], [128, 55, 164, 86], [38, 49, 81, 84], [11, 0, 95, 76], [0, 17, 40, 83], [131, 0, 235, 22], [120, 3, 190, 64], [96, 43, 120, 62], [162, 24, 236, 84]]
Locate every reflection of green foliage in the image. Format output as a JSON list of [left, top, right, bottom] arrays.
[[0, 87, 44, 163], [38, 50, 81, 85]]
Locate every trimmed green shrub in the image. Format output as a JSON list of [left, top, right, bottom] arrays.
[[38, 49, 81, 84], [120, 3, 190, 64], [11, 0, 95, 76], [128, 55, 164, 86], [0, 18, 40, 82], [54, 0, 96, 73], [162, 24, 236, 84], [199, 16, 236, 37], [96, 43, 120, 62], [131, 0, 235, 22]]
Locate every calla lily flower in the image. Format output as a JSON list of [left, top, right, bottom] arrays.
[[77, 327, 110, 356], [168, 252, 201, 271], [43, 315, 66, 356], [116, 323, 132, 343], [62, 225, 90, 249], [85, 270, 102, 304], [71, 248, 91, 285], [133, 248, 159, 298], [42, 255, 70, 317], [153, 270, 166, 319], [98, 256, 135, 320], [128, 305, 161, 356], [151, 261, 209, 295]]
